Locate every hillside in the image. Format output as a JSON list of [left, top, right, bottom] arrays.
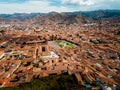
[[0, 10, 120, 21]]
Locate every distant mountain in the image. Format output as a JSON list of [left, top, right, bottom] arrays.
[[0, 13, 46, 20], [30, 13, 87, 25], [0, 10, 120, 21], [65, 10, 120, 20]]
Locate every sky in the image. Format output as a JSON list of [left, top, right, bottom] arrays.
[[0, 0, 120, 14]]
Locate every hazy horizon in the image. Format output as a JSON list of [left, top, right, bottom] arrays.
[[0, 9, 120, 14]]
